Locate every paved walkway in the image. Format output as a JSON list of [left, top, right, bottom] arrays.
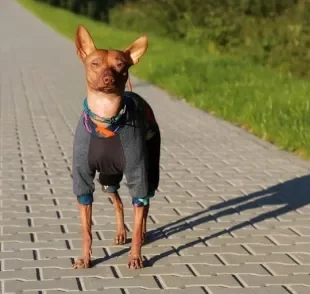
[[1, 1, 310, 293]]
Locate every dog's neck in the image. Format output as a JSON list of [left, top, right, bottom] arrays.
[[87, 90, 123, 121]]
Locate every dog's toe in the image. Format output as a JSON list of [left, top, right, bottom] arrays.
[[114, 229, 127, 245], [128, 255, 144, 270], [72, 258, 91, 269]]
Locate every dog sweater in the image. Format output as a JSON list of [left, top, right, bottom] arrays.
[[72, 91, 161, 206]]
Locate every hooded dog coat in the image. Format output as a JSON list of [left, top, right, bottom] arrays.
[[72, 92, 161, 206]]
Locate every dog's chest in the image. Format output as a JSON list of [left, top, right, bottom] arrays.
[[88, 134, 125, 174], [87, 123, 146, 176]]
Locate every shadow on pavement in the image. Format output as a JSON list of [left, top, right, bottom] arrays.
[[92, 174, 310, 267]]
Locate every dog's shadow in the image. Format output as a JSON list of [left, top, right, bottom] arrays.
[[92, 174, 310, 267]]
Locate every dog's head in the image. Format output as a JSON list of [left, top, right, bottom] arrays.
[[75, 25, 148, 95]]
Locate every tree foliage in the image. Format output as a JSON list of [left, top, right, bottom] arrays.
[[35, 0, 310, 77]]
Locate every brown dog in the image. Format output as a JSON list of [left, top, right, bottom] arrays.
[[71, 25, 160, 270]]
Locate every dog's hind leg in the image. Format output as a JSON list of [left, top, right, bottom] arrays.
[[73, 202, 92, 269], [110, 192, 127, 245]]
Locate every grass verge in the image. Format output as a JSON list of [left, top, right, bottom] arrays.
[[19, 0, 310, 159]]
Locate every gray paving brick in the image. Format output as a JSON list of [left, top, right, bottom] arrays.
[[0, 233, 32, 242], [237, 274, 310, 287], [231, 228, 299, 237], [266, 264, 310, 275], [143, 237, 206, 248], [46, 291, 123, 294], [206, 236, 273, 246], [3, 225, 63, 234], [270, 235, 310, 245], [208, 286, 290, 294], [255, 220, 310, 229], [192, 264, 270, 275], [3, 240, 68, 251], [220, 253, 297, 265], [290, 253, 310, 265], [0, 268, 37, 280], [4, 258, 72, 270], [42, 267, 114, 279], [0, 250, 34, 261], [2, 211, 57, 219], [127, 288, 207, 294], [0, 219, 29, 226], [82, 277, 159, 290], [39, 248, 98, 259], [163, 230, 217, 239], [10, 292, 40, 294], [108, 246, 179, 256], [36, 232, 83, 241], [248, 244, 310, 255], [117, 264, 192, 277], [147, 255, 222, 266], [180, 245, 250, 255], [293, 227, 310, 236], [288, 286, 310, 294], [4, 279, 79, 293], [66, 223, 119, 232], [161, 275, 239, 288]]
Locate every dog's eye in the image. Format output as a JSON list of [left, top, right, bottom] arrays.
[[91, 60, 100, 67], [117, 62, 124, 68]]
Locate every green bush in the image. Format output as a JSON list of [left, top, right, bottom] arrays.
[[108, 0, 310, 78], [30, 0, 310, 78], [66, 0, 79, 13]]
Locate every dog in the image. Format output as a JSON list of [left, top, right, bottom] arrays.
[[71, 25, 161, 270]]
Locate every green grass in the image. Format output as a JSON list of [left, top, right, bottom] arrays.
[[19, 0, 310, 159]]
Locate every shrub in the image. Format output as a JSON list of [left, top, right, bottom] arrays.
[[32, 0, 310, 78]]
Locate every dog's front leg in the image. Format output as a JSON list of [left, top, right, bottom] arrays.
[[110, 192, 127, 245], [128, 205, 145, 269], [73, 202, 92, 269], [142, 204, 149, 243]]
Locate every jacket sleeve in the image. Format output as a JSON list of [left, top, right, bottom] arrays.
[[146, 129, 161, 192], [72, 116, 95, 204], [144, 102, 161, 191]]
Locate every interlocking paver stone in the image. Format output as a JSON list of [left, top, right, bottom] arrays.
[[127, 288, 207, 294], [160, 275, 240, 288], [82, 276, 159, 290], [288, 286, 310, 294], [238, 274, 310, 287], [4, 279, 80, 293], [1, 0, 310, 292], [208, 286, 291, 294], [219, 253, 296, 265]]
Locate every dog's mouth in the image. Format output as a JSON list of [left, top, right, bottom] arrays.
[[97, 83, 125, 94], [97, 87, 116, 94]]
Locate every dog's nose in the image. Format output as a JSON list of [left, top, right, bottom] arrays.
[[103, 76, 115, 85]]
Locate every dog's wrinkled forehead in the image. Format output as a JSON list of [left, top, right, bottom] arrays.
[[84, 49, 130, 67]]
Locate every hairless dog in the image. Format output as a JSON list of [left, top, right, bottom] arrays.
[[71, 25, 160, 270]]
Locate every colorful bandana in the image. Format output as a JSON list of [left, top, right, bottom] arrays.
[[82, 100, 128, 138]]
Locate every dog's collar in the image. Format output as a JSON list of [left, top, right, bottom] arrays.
[[83, 98, 126, 125]]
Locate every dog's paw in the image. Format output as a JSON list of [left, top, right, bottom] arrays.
[[114, 228, 127, 245], [128, 253, 144, 270], [72, 258, 91, 269]]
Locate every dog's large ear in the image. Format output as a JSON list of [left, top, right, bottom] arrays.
[[124, 35, 148, 65], [75, 25, 96, 60]]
